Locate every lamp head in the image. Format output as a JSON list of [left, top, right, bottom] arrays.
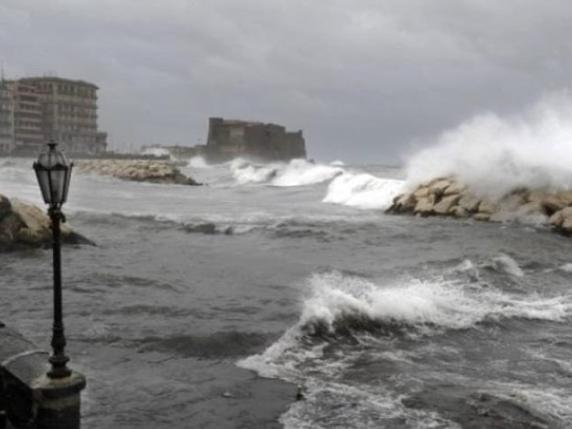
[[33, 140, 73, 207]]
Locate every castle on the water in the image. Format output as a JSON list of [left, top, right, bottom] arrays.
[[144, 117, 307, 162]]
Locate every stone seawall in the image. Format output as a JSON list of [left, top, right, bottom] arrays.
[[387, 177, 572, 235], [76, 160, 200, 185]]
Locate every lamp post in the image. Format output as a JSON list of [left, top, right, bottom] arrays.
[[32, 140, 85, 429], [33, 140, 73, 379]]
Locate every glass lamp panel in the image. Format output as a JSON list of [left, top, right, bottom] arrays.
[[49, 168, 66, 204], [34, 167, 52, 204], [62, 164, 73, 203]]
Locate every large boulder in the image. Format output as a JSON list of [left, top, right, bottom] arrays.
[[540, 195, 567, 215], [391, 193, 416, 213], [76, 160, 201, 186], [443, 182, 466, 196], [551, 207, 572, 234], [0, 195, 92, 250], [449, 206, 469, 218], [413, 187, 430, 199], [458, 194, 481, 213], [478, 200, 498, 214], [427, 178, 453, 197], [434, 195, 461, 215], [414, 196, 436, 216]]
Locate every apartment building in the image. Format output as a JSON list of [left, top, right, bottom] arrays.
[[6, 80, 44, 154], [21, 77, 100, 154], [0, 80, 14, 154]]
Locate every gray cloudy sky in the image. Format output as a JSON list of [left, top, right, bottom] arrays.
[[1, 0, 571, 163]]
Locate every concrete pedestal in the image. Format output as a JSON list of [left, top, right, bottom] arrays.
[[32, 372, 86, 429]]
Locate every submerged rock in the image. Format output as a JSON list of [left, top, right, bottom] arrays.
[[181, 223, 234, 235], [76, 160, 201, 186], [0, 194, 93, 250], [182, 223, 217, 235]]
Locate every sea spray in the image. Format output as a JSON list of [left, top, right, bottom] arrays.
[[407, 91, 572, 198]]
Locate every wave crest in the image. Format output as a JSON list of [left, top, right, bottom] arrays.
[[299, 272, 570, 338], [230, 158, 344, 187], [323, 173, 404, 210], [187, 156, 210, 169]]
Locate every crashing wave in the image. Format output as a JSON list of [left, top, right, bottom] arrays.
[[239, 270, 572, 427], [239, 271, 572, 376], [297, 272, 570, 336], [187, 156, 210, 169], [230, 158, 344, 187], [323, 173, 404, 210]]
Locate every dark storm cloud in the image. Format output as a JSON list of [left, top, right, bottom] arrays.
[[1, 0, 571, 162]]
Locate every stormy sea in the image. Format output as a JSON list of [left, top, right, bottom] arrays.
[[2, 129, 572, 426]]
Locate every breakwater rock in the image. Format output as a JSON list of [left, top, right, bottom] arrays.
[[0, 194, 92, 249], [387, 177, 572, 235], [76, 160, 201, 185]]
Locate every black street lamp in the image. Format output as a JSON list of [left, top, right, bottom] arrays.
[[33, 140, 73, 379]]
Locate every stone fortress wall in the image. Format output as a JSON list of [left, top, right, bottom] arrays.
[[205, 117, 306, 162]]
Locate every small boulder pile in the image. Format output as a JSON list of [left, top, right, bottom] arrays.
[[387, 177, 572, 235], [0, 194, 91, 249], [76, 160, 200, 185]]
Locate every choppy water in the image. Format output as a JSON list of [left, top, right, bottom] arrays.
[[1, 157, 572, 428]]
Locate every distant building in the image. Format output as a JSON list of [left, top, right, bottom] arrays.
[[6, 80, 43, 154], [206, 117, 306, 162], [95, 132, 108, 154], [0, 80, 14, 154], [20, 77, 100, 154]]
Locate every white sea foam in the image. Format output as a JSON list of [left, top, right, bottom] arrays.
[[490, 254, 525, 277], [484, 381, 572, 424], [323, 172, 404, 210], [407, 91, 572, 199], [140, 147, 171, 157], [450, 259, 480, 282], [279, 379, 456, 429], [230, 158, 344, 187], [187, 156, 210, 169]]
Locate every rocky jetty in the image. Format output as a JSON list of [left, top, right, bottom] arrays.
[[0, 194, 92, 249], [76, 160, 200, 185], [387, 177, 572, 236]]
